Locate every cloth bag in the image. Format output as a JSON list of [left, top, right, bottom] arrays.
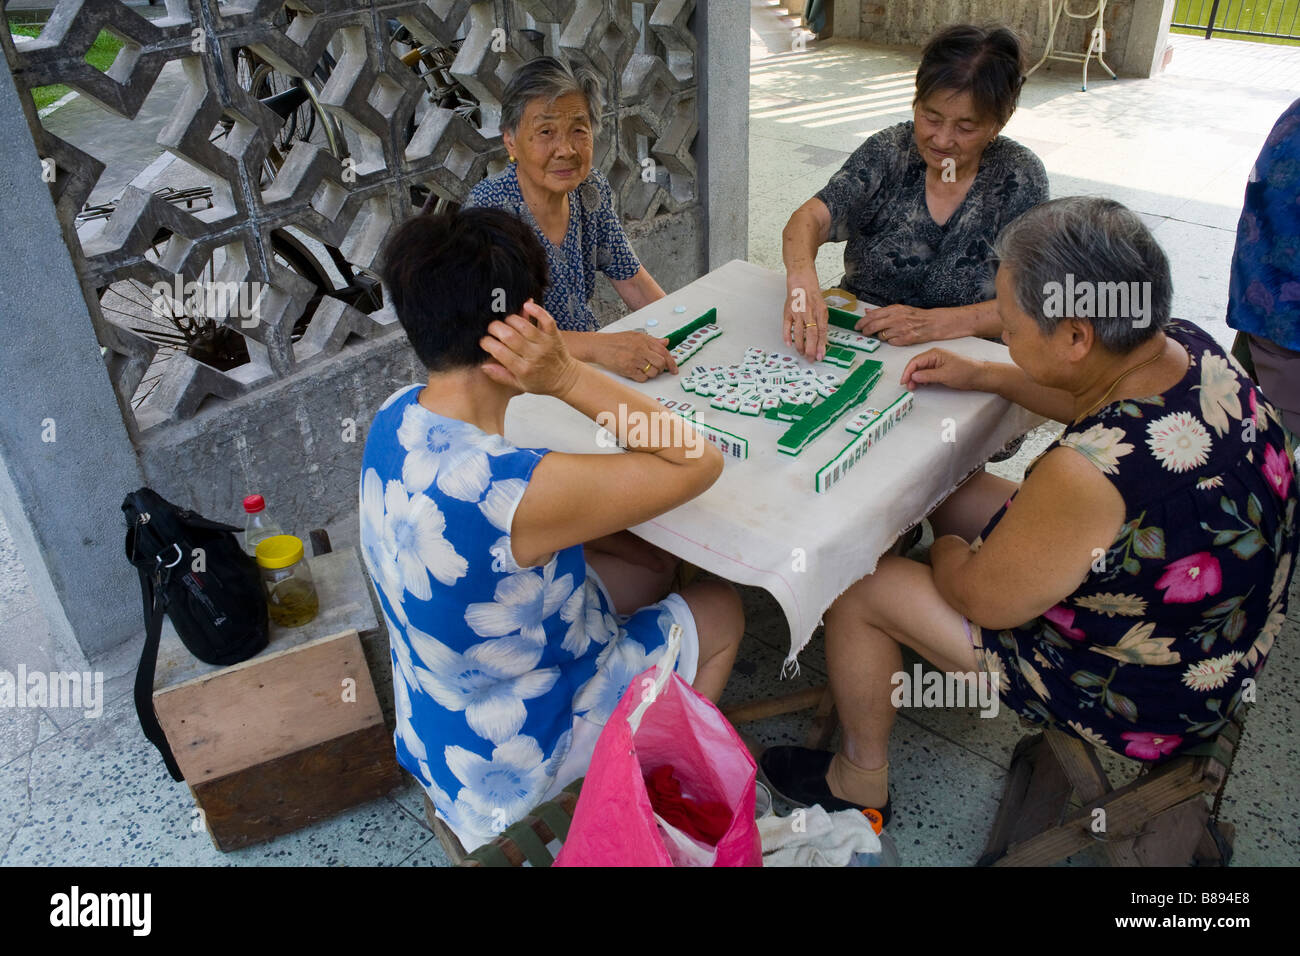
[[555, 626, 762, 867]]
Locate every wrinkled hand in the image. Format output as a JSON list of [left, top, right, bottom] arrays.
[[593, 331, 678, 382], [783, 271, 828, 361], [858, 304, 949, 347], [479, 300, 581, 397], [901, 348, 988, 392]]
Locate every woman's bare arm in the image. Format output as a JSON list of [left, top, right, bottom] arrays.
[[610, 266, 665, 312], [480, 303, 722, 568], [931, 447, 1126, 629]]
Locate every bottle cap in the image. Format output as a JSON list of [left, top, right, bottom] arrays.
[[645, 319, 659, 328], [243, 494, 266, 514], [861, 808, 883, 835], [673, 305, 687, 313], [255, 535, 304, 570]]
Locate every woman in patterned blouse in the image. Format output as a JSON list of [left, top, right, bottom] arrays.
[[465, 57, 673, 383], [782, 24, 1049, 360], [762, 197, 1297, 824]]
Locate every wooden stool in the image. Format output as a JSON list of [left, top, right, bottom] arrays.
[[423, 782, 583, 867], [151, 547, 403, 851], [979, 716, 1243, 867]]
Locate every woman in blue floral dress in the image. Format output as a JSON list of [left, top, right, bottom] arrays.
[[361, 207, 743, 852], [762, 197, 1297, 822]]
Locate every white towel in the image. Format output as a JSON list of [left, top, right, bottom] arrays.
[[758, 805, 882, 867]]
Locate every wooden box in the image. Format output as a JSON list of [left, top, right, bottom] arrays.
[[151, 549, 403, 851]]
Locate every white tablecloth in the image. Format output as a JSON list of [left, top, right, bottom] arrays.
[[504, 259, 1043, 669]]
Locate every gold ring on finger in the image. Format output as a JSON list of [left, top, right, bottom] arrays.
[[804, 322, 816, 328], [643, 363, 653, 373]]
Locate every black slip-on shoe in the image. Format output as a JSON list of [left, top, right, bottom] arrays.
[[759, 745, 892, 828]]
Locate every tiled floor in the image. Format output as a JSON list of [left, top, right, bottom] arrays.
[[1, 6, 1297, 866]]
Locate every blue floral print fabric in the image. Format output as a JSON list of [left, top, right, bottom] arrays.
[[465, 164, 642, 332], [1227, 97, 1300, 351], [359, 384, 682, 849], [973, 320, 1298, 761]]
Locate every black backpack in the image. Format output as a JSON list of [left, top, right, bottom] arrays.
[[123, 487, 269, 780]]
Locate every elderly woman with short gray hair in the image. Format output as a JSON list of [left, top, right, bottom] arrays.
[[761, 197, 1298, 824], [465, 56, 671, 382]]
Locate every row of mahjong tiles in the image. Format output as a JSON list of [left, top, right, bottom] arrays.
[[815, 391, 917, 493]]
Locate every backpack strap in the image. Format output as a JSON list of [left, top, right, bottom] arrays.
[[132, 564, 185, 782]]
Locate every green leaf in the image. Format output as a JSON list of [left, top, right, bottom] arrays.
[[1071, 670, 1106, 689], [1223, 609, 1247, 643], [1212, 529, 1241, 547], [1105, 689, 1139, 723], [1247, 494, 1263, 526], [1120, 402, 1141, 418], [1204, 595, 1243, 617], [1220, 496, 1239, 517], [1132, 526, 1166, 560], [1229, 530, 1265, 561], [1123, 556, 1142, 576]]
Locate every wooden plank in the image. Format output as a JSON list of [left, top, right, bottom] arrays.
[[995, 757, 1206, 866], [1133, 799, 1212, 866], [1004, 735, 1075, 855], [154, 630, 383, 782], [425, 794, 468, 865], [194, 722, 403, 851], [979, 733, 1044, 866], [1043, 728, 1140, 865], [722, 685, 826, 724]]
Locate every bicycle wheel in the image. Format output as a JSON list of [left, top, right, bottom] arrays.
[[250, 62, 316, 151], [98, 230, 336, 409]]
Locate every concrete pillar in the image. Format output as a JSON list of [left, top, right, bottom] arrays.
[[1121, 0, 1176, 78], [0, 64, 146, 665], [696, 0, 750, 268], [830, 0, 861, 39]]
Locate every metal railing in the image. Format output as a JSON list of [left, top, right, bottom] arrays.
[[1172, 0, 1300, 41]]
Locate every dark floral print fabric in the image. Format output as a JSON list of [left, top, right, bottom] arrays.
[[815, 121, 1048, 309], [972, 320, 1298, 761]]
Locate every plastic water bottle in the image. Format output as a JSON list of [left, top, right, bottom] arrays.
[[242, 494, 283, 556], [848, 808, 901, 866]]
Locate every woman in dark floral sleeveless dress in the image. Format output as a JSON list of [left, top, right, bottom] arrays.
[[761, 197, 1297, 823]]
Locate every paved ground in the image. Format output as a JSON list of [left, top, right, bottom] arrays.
[[1, 3, 1297, 866]]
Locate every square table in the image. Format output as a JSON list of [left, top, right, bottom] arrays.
[[504, 259, 1043, 669]]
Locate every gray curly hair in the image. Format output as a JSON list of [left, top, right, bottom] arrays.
[[500, 56, 605, 135]]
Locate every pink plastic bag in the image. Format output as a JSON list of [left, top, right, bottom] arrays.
[[555, 628, 761, 867]]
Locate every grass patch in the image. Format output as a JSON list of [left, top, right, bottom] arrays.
[[11, 24, 125, 111], [1172, 0, 1300, 45]]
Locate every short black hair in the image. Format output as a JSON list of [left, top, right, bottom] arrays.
[[380, 207, 549, 372], [914, 24, 1025, 128]]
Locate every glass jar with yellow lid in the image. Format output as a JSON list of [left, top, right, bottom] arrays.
[[255, 535, 320, 627]]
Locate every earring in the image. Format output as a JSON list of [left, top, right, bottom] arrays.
[[509, 155, 516, 162]]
